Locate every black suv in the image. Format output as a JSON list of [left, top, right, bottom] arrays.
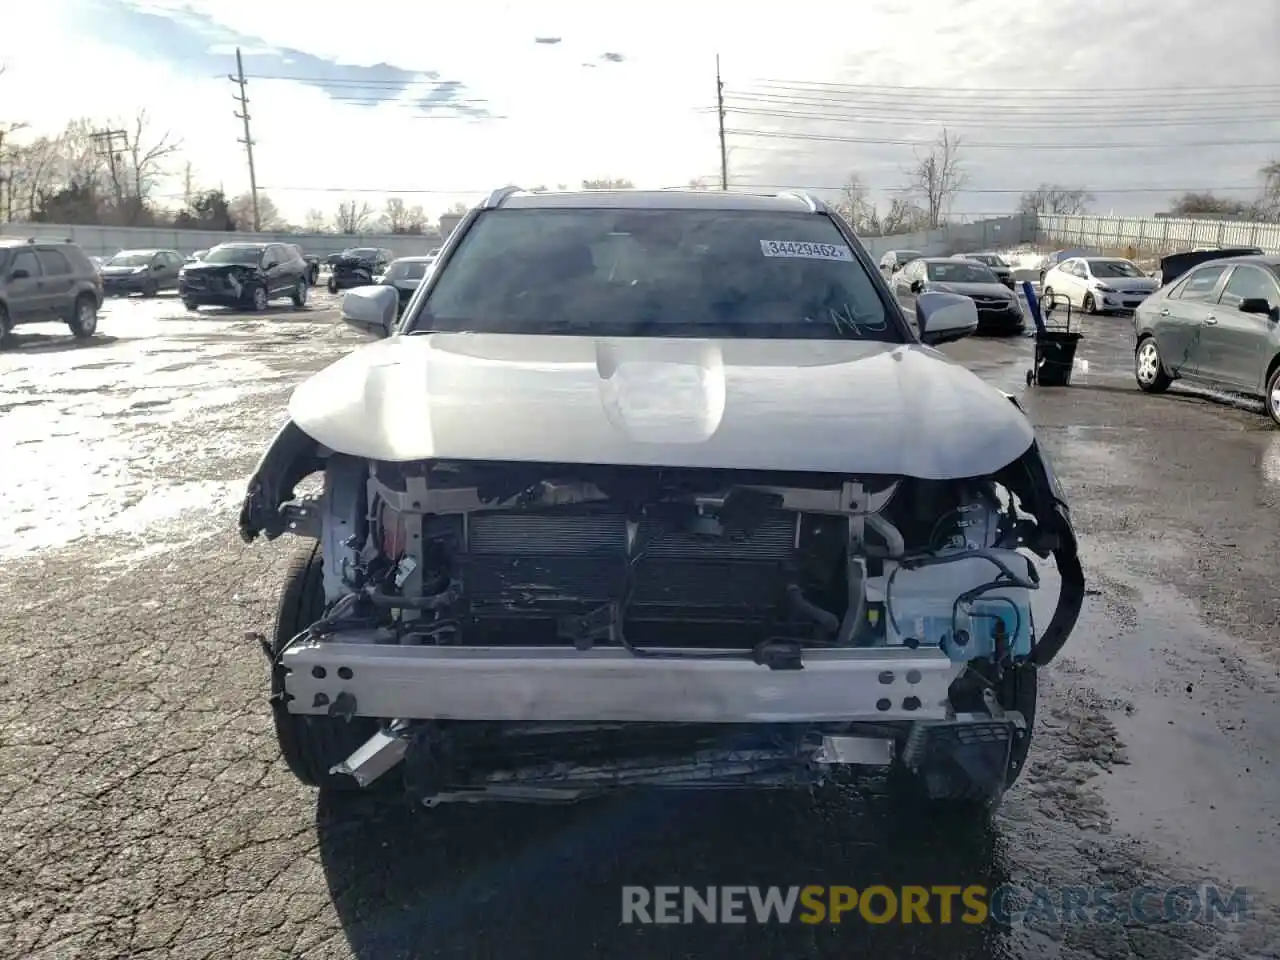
[[0, 237, 104, 343], [178, 242, 311, 312]]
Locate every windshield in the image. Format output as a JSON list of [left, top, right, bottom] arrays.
[[108, 252, 153, 267], [926, 261, 998, 284], [1088, 259, 1143, 278], [387, 260, 429, 281], [204, 246, 263, 265], [414, 208, 903, 341], [897, 251, 922, 263], [971, 254, 1008, 267]]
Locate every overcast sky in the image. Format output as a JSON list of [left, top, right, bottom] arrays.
[[2, 0, 1278, 224]]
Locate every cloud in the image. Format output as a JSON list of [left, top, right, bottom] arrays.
[[85, 0, 490, 117]]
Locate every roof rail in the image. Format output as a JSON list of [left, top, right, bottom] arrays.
[[778, 191, 824, 214], [482, 185, 524, 210]]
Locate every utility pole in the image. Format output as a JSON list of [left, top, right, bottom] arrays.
[[716, 55, 729, 191], [91, 127, 129, 216], [229, 47, 261, 232]]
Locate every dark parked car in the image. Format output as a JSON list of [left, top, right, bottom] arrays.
[[377, 256, 433, 316], [1134, 255, 1280, 425], [178, 242, 311, 312], [100, 248, 184, 297], [956, 252, 1015, 289], [327, 247, 394, 293], [892, 257, 1024, 335], [1156, 247, 1264, 288], [287, 244, 322, 286], [0, 237, 103, 343], [878, 249, 923, 277]]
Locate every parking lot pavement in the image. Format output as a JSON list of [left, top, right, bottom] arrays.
[[2, 299, 1279, 960]]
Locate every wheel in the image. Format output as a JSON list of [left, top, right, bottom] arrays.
[[291, 278, 308, 309], [1134, 336, 1172, 393], [0, 303, 11, 348], [1083, 292, 1097, 315], [248, 285, 269, 312], [1264, 365, 1280, 427], [327, 277, 338, 295], [183, 300, 200, 312], [68, 294, 98, 339], [142, 280, 158, 298], [309, 266, 320, 286], [270, 543, 380, 791], [1041, 287, 1054, 315], [1025, 369, 1035, 386]]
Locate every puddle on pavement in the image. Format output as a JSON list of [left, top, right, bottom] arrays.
[[1064, 544, 1280, 892]]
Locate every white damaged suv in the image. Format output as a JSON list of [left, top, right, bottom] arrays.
[[239, 188, 1085, 810]]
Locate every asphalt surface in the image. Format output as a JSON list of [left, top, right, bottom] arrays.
[[2, 290, 1279, 960]]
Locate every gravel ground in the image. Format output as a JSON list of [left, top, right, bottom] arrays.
[[1, 292, 1278, 960]]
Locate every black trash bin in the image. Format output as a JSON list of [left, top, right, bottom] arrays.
[[1032, 330, 1082, 386]]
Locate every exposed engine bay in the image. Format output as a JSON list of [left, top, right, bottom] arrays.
[[240, 420, 1084, 808]]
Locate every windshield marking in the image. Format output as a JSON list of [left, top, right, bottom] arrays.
[[760, 240, 852, 261]]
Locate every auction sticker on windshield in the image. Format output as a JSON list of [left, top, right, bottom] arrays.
[[760, 240, 853, 261]]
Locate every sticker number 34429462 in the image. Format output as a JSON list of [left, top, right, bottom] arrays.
[[759, 240, 853, 261]]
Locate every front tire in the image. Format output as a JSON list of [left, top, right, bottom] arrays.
[[271, 543, 380, 792], [68, 294, 98, 339], [248, 285, 269, 312], [327, 277, 338, 295], [183, 299, 200, 312], [291, 278, 308, 309], [1135, 336, 1172, 393], [1083, 292, 1097, 315], [0, 303, 12, 347], [1264, 365, 1280, 427]]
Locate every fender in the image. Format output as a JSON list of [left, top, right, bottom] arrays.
[[238, 419, 325, 543]]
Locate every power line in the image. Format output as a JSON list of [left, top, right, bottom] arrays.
[[230, 47, 261, 231], [719, 107, 1280, 130], [723, 89, 1280, 113], [743, 78, 1280, 96], [723, 127, 1280, 150]]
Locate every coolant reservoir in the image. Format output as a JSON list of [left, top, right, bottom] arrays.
[[882, 551, 1035, 662]]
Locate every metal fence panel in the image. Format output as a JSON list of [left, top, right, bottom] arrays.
[[1035, 213, 1280, 255]]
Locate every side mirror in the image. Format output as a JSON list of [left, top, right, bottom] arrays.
[[341, 285, 399, 338], [9, 268, 30, 280], [916, 292, 979, 346], [909, 279, 924, 294], [1237, 297, 1274, 317]]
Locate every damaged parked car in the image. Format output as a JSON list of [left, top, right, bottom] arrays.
[[179, 242, 311, 312], [327, 246, 394, 294], [239, 187, 1085, 812]]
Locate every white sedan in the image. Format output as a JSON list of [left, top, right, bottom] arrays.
[[1042, 256, 1159, 314]]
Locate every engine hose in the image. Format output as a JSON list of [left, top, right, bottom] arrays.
[[785, 584, 840, 634]]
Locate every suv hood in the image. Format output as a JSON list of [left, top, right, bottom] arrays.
[[184, 261, 258, 275], [288, 333, 1034, 479]]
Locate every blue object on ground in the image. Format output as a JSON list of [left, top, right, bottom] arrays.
[[1023, 280, 1047, 335]]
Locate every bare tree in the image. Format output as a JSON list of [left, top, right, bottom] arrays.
[[1168, 191, 1257, 219], [303, 208, 329, 233], [383, 197, 409, 232], [906, 128, 967, 229], [444, 201, 471, 217], [333, 199, 375, 234], [231, 191, 283, 230], [104, 109, 182, 225], [581, 178, 634, 189], [1017, 183, 1094, 216], [1259, 159, 1280, 221], [831, 174, 876, 232], [877, 198, 931, 237]]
